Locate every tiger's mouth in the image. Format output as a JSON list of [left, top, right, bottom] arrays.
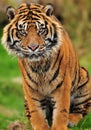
[[22, 50, 45, 61], [9, 44, 48, 61], [24, 53, 41, 61]]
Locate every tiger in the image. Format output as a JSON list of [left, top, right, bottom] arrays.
[[2, 3, 91, 130], [23, 0, 63, 21]]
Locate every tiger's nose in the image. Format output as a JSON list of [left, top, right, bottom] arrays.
[[28, 43, 39, 51]]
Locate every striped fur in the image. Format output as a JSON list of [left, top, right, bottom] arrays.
[[2, 3, 91, 130]]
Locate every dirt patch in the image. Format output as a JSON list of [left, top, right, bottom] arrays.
[[12, 77, 22, 84], [0, 105, 18, 117], [8, 121, 28, 130]]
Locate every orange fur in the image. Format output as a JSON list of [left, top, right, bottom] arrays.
[[2, 3, 91, 130]]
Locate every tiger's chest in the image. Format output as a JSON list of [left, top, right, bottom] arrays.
[[29, 70, 60, 95], [26, 63, 62, 96], [20, 56, 64, 96]]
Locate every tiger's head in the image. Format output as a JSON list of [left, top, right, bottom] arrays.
[[2, 3, 62, 62]]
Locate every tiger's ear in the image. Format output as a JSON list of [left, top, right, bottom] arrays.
[[6, 6, 15, 21], [44, 4, 54, 16]]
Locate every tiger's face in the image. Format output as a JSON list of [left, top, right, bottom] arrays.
[[2, 3, 62, 61]]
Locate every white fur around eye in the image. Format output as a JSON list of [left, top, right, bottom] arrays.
[[18, 21, 27, 30], [36, 21, 45, 29]]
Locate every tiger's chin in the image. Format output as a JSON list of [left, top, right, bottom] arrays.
[[14, 51, 46, 62], [26, 55, 41, 62], [16, 53, 41, 62], [6, 47, 44, 62]]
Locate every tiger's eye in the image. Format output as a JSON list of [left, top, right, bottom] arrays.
[[19, 29, 27, 36], [41, 24, 44, 26], [19, 24, 25, 29], [40, 24, 45, 29]]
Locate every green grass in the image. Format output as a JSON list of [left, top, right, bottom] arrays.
[[0, 81, 24, 129], [0, 37, 25, 129], [0, 23, 91, 130], [0, 26, 26, 129], [0, 44, 20, 79]]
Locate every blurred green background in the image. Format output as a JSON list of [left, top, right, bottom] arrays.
[[0, 0, 91, 129]]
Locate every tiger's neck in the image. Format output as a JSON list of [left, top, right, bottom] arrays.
[[19, 46, 61, 72], [18, 52, 58, 76], [18, 50, 64, 95], [27, 58, 52, 75]]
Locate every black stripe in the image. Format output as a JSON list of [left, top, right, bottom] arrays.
[[49, 55, 63, 83], [30, 17, 39, 21], [77, 79, 89, 90], [19, 8, 29, 12], [7, 33, 11, 43], [18, 5, 25, 10], [22, 12, 40, 20], [45, 20, 48, 26], [32, 97, 40, 102], [34, 4, 41, 7], [27, 71, 38, 85], [40, 99, 47, 107], [16, 31, 21, 39], [39, 97, 55, 125], [51, 81, 63, 94], [24, 99, 31, 119], [30, 110, 37, 114], [70, 107, 84, 113], [10, 40, 20, 46], [72, 71, 77, 86], [46, 32, 58, 49], [75, 93, 88, 99], [19, 14, 26, 19], [30, 110, 37, 118], [44, 60, 50, 72], [77, 67, 89, 89], [30, 60, 50, 73], [52, 50, 60, 69], [45, 24, 58, 49], [40, 97, 55, 109], [75, 97, 91, 106], [22, 62, 38, 85], [19, 10, 28, 14], [46, 38, 56, 48], [78, 68, 81, 85], [70, 106, 90, 116], [56, 81, 63, 90], [7, 25, 12, 42], [30, 12, 41, 18], [72, 62, 80, 87], [50, 26, 52, 37], [49, 66, 59, 83], [23, 74, 37, 91], [30, 65, 37, 73], [70, 104, 84, 113], [84, 102, 91, 108]]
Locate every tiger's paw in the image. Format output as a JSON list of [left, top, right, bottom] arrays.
[[68, 114, 83, 127], [68, 120, 77, 127], [8, 121, 28, 130]]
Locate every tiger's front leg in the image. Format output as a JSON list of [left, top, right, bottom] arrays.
[[51, 78, 71, 130], [23, 82, 50, 130]]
